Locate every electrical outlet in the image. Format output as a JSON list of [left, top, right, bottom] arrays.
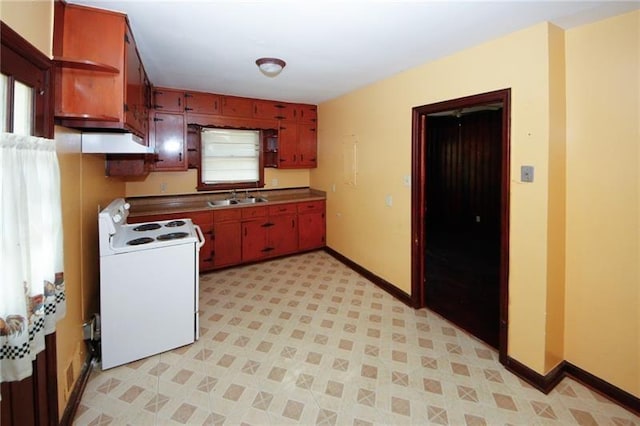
[[272, 178, 279, 187], [403, 175, 411, 187], [385, 194, 393, 207], [160, 182, 167, 192], [521, 165, 534, 183]]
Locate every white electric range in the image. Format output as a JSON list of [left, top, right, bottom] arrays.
[[98, 198, 204, 369]]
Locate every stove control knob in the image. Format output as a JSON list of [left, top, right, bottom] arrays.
[[113, 214, 122, 223], [123, 202, 131, 210]]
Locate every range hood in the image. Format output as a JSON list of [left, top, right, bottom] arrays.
[[81, 132, 155, 154]]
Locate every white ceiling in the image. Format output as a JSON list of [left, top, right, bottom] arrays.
[[68, 1, 639, 104]]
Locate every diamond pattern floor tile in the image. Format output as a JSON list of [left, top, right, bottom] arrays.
[[77, 251, 640, 425]]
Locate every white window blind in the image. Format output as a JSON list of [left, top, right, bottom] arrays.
[[201, 129, 260, 184]]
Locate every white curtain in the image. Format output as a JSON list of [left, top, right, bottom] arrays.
[[0, 132, 66, 384]]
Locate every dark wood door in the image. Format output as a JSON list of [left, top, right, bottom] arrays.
[[425, 110, 502, 348]]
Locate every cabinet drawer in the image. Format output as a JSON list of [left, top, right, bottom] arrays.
[[241, 206, 268, 219], [214, 208, 241, 223], [269, 203, 297, 216], [297, 200, 325, 214]]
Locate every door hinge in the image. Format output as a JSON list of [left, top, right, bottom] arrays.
[[153, 117, 164, 122], [124, 33, 130, 44], [123, 103, 129, 112]]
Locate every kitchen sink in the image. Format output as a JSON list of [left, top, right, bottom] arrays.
[[236, 197, 268, 204], [208, 197, 267, 207]]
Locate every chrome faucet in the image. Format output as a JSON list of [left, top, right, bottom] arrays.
[[229, 189, 237, 200]]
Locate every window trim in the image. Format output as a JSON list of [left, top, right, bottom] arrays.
[[0, 22, 53, 138], [195, 125, 265, 192]]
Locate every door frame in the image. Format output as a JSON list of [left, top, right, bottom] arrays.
[[411, 88, 511, 362]]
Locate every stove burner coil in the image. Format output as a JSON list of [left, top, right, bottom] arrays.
[[156, 232, 189, 241], [126, 237, 155, 245], [133, 223, 162, 231], [165, 220, 186, 228]]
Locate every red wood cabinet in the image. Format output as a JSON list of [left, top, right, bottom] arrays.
[[253, 100, 293, 121], [150, 111, 186, 170], [277, 122, 317, 168], [268, 203, 298, 256], [241, 207, 269, 262], [213, 209, 242, 268], [128, 211, 215, 271], [153, 87, 184, 112], [222, 96, 254, 118], [298, 200, 326, 251], [295, 104, 317, 123], [54, 3, 149, 136], [185, 91, 221, 115], [129, 199, 324, 268], [298, 123, 318, 167]]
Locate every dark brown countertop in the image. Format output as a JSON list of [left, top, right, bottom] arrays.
[[127, 187, 326, 217]]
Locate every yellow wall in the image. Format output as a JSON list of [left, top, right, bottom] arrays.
[[544, 24, 567, 372], [0, 0, 53, 57], [314, 23, 557, 374], [54, 126, 126, 413], [564, 11, 639, 396], [125, 167, 309, 197], [314, 11, 640, 397]]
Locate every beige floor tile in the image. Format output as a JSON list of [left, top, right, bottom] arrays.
[[78, 251, 639, 426]]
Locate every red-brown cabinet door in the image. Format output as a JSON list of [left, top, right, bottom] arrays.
[[199, 223, 215, 271], [242, 220, 269, 262], [214, 221, 242, 267], [253, 100, 293, 121], [277, 123, 298, 168], [153, 87, 184, 112], [151, 111, 186, 171], [298, 123, 317, 168], [222, 96, 254, 118], [185, 91, 221, 115], [269, 214, 298, 256]]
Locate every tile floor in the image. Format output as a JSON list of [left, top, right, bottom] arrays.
[[76, 251, 639, 425]]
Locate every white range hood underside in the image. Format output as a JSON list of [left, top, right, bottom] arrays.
[[81, 132, 154, 154]]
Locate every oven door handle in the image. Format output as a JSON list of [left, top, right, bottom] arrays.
[[194, 225, 206, 249]]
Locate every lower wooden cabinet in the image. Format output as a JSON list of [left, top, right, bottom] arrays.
[[213, 209, 241, 268], [268, 203, 298, 256], [298, 200, 326, 251], [128, 199, 325, 271]]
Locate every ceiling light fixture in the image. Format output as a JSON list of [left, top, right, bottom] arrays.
[[256, 57, 286, 77]]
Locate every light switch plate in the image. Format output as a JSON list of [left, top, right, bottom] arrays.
[[521, 165, 534, 182]]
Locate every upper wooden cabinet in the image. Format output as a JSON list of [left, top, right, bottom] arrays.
[[53, 3, 150, 137], [296, 104, 317, 123], [150, 111, 187, 171], [184, 91, 221, 115], [277, 122, 317, 168], [253, 100, 293, 121], [153, 87, 184, 112], [221, 96, 253, 118]]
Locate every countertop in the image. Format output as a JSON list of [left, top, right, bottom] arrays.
[[127, 187, 326, 217]]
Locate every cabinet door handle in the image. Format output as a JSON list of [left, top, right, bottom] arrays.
[[179, 153, 182, 162], [178, 98, 181, 107], [261, 247, 274, 253], [261, 222, 274, 228]]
